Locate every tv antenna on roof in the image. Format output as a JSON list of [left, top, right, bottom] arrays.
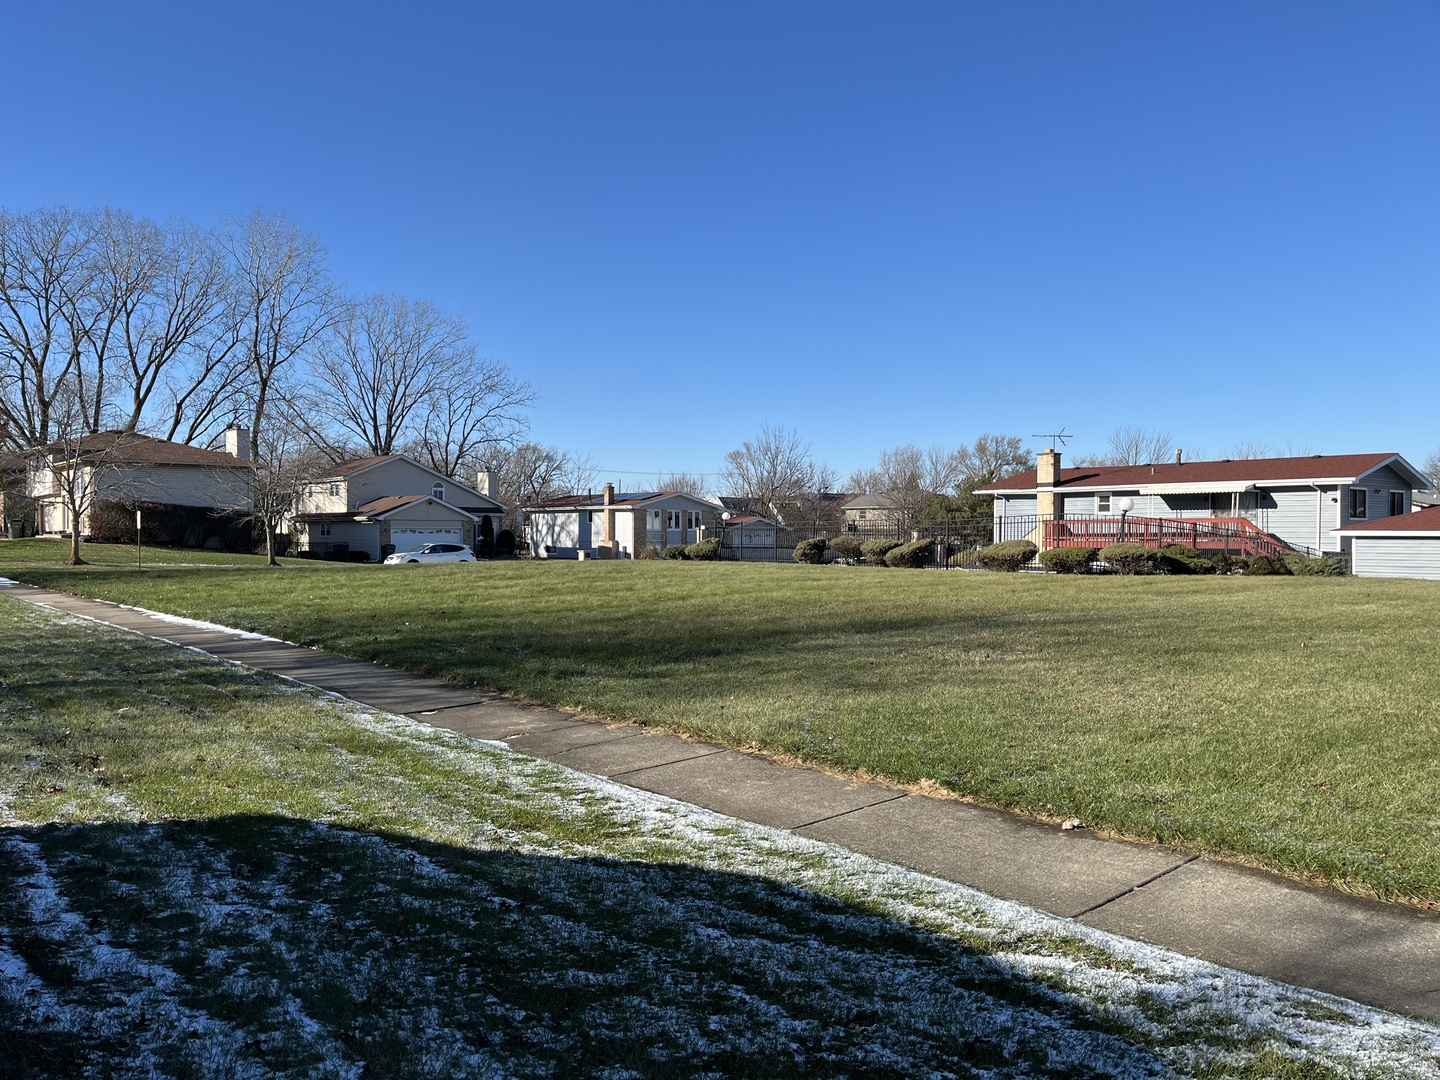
[[1031, 427, 1072, 451]]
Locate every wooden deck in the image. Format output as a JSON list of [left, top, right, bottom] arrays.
[[1043, 516, 1291, 559]]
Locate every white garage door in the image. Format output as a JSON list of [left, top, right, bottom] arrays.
[[392, 527, 464, 551]]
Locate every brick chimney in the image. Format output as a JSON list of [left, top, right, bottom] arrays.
[[602, 484, 616, 546], [1035, 448, 1060, 518]]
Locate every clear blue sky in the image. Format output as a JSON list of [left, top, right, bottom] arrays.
[[4, 2, 1435, 484]]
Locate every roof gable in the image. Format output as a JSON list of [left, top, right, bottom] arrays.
[[319, 454, 505, 510]]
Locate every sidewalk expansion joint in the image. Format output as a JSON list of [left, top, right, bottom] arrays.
[[608, 748, 730, 777], [1070, 854, 1201, 919], [411, 700, 502, 715], [789, 793, 909, 833], [549, 731, 649, 756]]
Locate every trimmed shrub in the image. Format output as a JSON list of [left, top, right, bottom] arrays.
[[860, 538, 902, 565], [976, 539, 1038, 572], [829, 536, 863, 563], [1038, 546, 1097, 574], [661, 545, 690, 560], [1245, 554, 1293, 576], [1099, 542, 1161, 575], [1158, 544, 1216, 575], [793, 537, 828, 564], [1210, 553, 1248, 575], [685, 538, 721, 561], [884, 538, 933, 568], [495, 529, 517, 557], [1285, 553, 1347, 577]]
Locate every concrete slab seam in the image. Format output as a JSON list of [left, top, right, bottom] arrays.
[[1070, 854, 1201, 920], [789, 793, 910, 833], [547, 732, 650, 756], [608, 748, 731, 777]]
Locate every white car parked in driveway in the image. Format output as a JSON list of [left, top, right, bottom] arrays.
[[383, 543, 477, 565]]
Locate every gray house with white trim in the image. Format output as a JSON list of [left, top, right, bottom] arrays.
[[525, 485, 724, 558], [293, 455, 506, 560], [977, 449, 1428, 555]]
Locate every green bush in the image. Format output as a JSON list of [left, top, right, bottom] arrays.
[[860, 538, 902, 565], [792, 537, 828, 564], [884, 538, 933, 568], [661, 545, 690, 560], [829, 536, 864, 562], [1210, 553, 1248, 575], [976, 539, 1038, 572], [1285, 553, 1347, 577], [1158, 544, 1216, 575], [1099, 542, 1161, 575], [1245, 554, 1293, 576], [685, 538, 721, 561], [1038, 546, 1097, 574]]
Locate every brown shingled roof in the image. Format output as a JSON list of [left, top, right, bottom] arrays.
[[978, 453, 1409, 493], [43, 431, 247, 468]]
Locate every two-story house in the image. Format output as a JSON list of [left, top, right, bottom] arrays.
[[293, 455, 507, 561]]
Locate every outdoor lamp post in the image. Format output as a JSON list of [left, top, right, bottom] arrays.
[[1117, 496, 1134, 542]]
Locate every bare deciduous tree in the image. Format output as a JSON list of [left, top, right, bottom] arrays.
[[0, 207, 101, 449], [954, 433, 1029, 486], [721, 424, 824, 518], [222, 210, 341, 462], [650, 471, 710, 497], [1423, 449, 1440, 489], [475, 442, 598, 521], [306, 293, 475, 459], [412, 357, 535, 479]]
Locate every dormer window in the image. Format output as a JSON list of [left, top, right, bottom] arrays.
[[431, 482, 445, 501], [328, 482, 341, 497]]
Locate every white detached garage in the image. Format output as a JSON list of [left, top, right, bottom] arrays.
[[1335, 505, 1440, 580]]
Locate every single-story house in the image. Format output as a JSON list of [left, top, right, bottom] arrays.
[[1335, 505, 1440, 580], [977, 448, 1428, 555], [28, 428, 252, 537], [722, 514, 791, 547], [525, 486, 723, 558], [293, 455, 507, 561]]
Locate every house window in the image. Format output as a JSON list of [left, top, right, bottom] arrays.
[[431, 482, 445, 501], [1349, 488, 1367, 519], [665, 510, 682, 529], [318, 522, 331, 537], [328, 482, 341, 497], [1390, 491, 1406, 517], [1097, 494, 1111, 514], [858, 509, 868, 520]]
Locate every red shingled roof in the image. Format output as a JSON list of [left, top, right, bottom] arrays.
[[1336, 505, 1440, 534], [978, 453, 1407, 493]]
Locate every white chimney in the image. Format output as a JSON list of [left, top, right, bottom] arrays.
[[225, 426, 251, 462], [476, 470, 497, 499]]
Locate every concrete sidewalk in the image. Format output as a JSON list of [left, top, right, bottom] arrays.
[[8, 581, 1440, 1023]]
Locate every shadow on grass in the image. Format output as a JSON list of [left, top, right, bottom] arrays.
[[0, 815, 1178, 1079]]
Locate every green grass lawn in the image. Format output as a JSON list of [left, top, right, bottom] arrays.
[[3, 596, 1436, 1077], [5, 537, 1440, 909]]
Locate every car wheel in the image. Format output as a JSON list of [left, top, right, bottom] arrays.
[[407, 559, 420, 563]]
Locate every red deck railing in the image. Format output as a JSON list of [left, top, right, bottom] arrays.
[[1042, 516, 1290, 559]]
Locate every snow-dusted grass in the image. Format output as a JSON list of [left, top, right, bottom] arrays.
[[1, 597, 1438, 1078], [9, 551, 1440, 909]]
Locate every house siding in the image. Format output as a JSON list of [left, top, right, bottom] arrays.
[[996, 495, 1038, 518], [1351, 537, 1440, 580], [529, 512, 582, 556], [98, 464, 251, 510], [1257, 487, 1332, 553]]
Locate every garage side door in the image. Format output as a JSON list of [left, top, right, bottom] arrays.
[[392, 527, 465, 551]]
